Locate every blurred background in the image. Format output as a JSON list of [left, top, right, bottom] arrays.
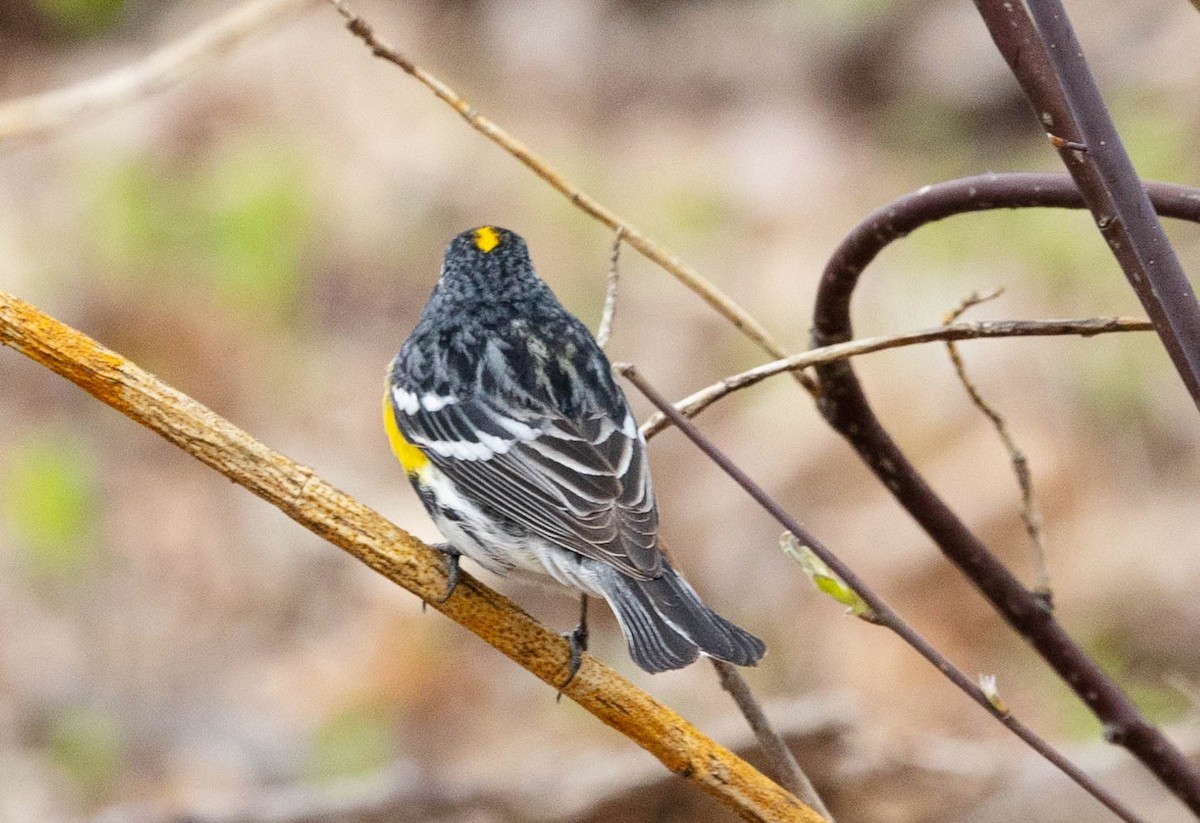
[[1, 0, 1199, 820]]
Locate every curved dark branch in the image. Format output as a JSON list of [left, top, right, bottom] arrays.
[[812, 172, 1200, 814]]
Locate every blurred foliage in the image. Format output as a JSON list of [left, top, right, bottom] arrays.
[[45, 706, 123, 799], [878, 98, 978, 179], [1053, 631, 1191, 739], [1110, 93, 1198, 183], [86, 137, 314, 323], [0, 425, 100, 580], [2, 1, 1198, 818], [34, 0, 125, 38], [309, 703, 396, 781], [903, 201, 1111, 295], [1068, 335, 1168, 429], [655, 183, 731, 239]]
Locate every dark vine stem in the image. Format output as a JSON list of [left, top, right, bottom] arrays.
[[811, 172, 1200, 816], [972, 0, 1200, 407]]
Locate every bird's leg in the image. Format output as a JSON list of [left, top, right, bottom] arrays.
[[558, 595, 589, 696], [422, 543, 461, 610]]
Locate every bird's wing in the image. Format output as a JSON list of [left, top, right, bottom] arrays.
[[388, 383, 661, 579]]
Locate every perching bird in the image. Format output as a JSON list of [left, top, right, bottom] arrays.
[[383, 226, 765, 678]]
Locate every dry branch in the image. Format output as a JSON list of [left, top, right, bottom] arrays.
[[325, 0, 818, 396], [0, 290, 819, 823], [942, 291, 1051, 599], [641, 315, 1152, 439], [713, 662, 834, 822], [0, 0, 320, 143]]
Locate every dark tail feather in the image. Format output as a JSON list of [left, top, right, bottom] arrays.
[[597, 560, 766, 674]]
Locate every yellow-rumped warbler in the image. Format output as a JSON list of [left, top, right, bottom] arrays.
[[383, 226, 765, 676]]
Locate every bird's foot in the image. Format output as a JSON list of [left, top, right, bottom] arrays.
[[422, 543, 461, 611], [557, 596, 589, 699]]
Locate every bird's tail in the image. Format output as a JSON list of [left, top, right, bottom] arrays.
[[595, 560, 766, 673]]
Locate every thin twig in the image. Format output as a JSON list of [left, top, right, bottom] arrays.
[[943, 290, 1051, 600], [0, 0, 320, 144], [0, 291, 820, 823], [641, 315, 1152, 439], [617, 363, 1145, 823], [811, 172, 1200, 816], [596, 227, 624, 349], [325, 0, 818, 396], [713, 661, 835, 823]]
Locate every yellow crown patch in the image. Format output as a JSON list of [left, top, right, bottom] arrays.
[[473, 226, 501, 253]]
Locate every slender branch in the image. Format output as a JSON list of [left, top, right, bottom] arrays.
[[0, 0, 320, 144], [325, 0, 818, 396], [973, 0, 1200, 407], [0, 291, 820, 823], [641, 315, 1152, 439], [617, 363, 1145, 823], [811, 173, 1200, 815], [713, 661, 835, 823], [596, 227, 624, 349], [943, 290, 1051, 599]]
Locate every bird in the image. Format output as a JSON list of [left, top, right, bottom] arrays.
[[383, 225, 765, 679]]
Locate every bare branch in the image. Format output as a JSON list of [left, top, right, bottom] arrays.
[[942, 290, 1052, 600], [0, 290, 820, 823], [811, 173, 1200, 814], [0, 0, 320, 144], [325, 0, 818, 396], [713, 662, 835, 822], [596, 227, 624, 349], [973, 0, 1200, 409], [618, 363, 1146, 823], [641, 315, 1152, 439]]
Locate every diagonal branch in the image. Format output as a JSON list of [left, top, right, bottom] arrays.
[[618, 363, 1145, 823], [811, 173, 1200, 814], [0, 0, 320, 144], [713, 661, 836, 823], [641, 314, 1152, 439], [973, 0, 1200, 408], [325, 0, 818, 396], [0, 290, 820, 823]]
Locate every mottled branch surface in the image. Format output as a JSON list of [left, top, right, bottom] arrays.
[[0, 291, 818, 823]]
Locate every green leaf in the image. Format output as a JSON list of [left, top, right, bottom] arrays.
[[86, 138, 313, 323]]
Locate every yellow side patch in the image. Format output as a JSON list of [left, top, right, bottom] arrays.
[[383, 388, 429, 475], [473, 226, 501, 253]]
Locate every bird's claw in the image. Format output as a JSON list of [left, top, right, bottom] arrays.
[[557, 596, 590, 699], [421, 544, 461, 612]]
